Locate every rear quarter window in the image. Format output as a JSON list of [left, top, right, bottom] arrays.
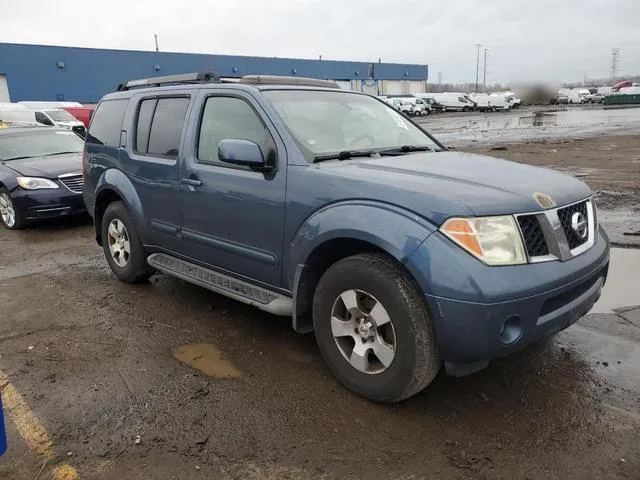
[[86, 99, 128, 146]]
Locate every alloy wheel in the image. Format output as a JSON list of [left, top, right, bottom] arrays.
[[0, 193, 16, 228], [107, 219, 131, 267], [330, 289, 397, 374]]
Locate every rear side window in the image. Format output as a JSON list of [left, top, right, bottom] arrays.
[[135, 99, 156, 153], [134, 97, 189, 158], [87, 99, 128, 146]]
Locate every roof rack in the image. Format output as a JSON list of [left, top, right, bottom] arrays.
[[117, 72, 220, 91], [238, 75, 340, 89]]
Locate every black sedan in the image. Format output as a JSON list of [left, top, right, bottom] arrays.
[[0, 126, 86, 229]]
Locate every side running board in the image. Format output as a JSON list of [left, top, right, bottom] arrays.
[[147, 253, 292, 316]]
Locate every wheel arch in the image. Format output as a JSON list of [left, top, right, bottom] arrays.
[[287, 201, 436, 332], [93, 169, 146, 245]]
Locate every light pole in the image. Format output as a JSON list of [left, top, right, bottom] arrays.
[[475, 44, 481, 93]]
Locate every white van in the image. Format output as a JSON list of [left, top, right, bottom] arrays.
[[568, 88, 591, 104], [0, 108, 85, 133], [488, 93, 512, 111], [430, 93, 472, 112]]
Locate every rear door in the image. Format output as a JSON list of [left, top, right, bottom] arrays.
[[122, 94, 191, 252], [179, 89, 286, 288]]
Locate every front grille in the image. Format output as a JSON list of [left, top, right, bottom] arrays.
[[517, 215, 549, 257], [72, 125, 86, 137], [59, 174, 83, 193], [558, 201, 589, 250]]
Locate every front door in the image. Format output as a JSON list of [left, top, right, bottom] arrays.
[[179, 91, 286, 288]]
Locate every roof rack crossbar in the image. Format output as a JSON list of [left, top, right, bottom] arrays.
[[117, 72, 220, 91]]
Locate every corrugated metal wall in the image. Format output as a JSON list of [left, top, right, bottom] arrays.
[[0, 43, 429, 102]]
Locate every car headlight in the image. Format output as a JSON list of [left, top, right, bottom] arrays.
[[16, 177, 59, 190], [440, 216, 527, 266]]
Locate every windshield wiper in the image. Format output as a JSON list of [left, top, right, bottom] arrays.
[[44, 151, 80, 157], [313, 150, 376, 163], [378, 145, 435, 156]]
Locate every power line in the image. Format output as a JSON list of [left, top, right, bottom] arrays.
[[610, 48, 620, 79]]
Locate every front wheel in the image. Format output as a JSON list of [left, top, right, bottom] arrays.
[[0, 189, 24, 230], [101, 201, 154, 283], [313, 253, 441, 403]]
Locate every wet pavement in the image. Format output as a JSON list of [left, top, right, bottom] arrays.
[[418, 105, 640, 148], [0, 216, 638, 479]]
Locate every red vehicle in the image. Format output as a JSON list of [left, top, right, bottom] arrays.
[[612, 81, 633, 92], [63, 107, 95, 128]]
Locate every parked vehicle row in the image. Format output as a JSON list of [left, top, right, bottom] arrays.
[[380, 91, 522, 114]]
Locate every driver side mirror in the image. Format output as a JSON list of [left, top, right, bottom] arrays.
[[218, 139, 272, 172]]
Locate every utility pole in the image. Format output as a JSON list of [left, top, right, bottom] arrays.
[[154, 34, 159, 52], [610, 48, 620, 80], [483, 48, 488, 91], [475, 44, 481, 93]]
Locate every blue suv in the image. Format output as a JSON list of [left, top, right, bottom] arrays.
[[83, 73, 609, 403]]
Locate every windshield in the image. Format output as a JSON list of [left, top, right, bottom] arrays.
[[262, 90, 442, 160], [44, 109, 77, 122], [0, 130, 83, 161]]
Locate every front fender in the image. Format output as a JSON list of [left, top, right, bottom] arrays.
[[94, 169, 148, 242], [287, 201, 437, 288]]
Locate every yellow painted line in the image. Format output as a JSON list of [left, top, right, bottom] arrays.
[[0, 370, 80, 479]]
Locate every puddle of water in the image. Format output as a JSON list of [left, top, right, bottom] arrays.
[[592, 248, 640, 313], [172, 343, 241, 379]]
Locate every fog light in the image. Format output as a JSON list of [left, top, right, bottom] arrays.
[[500, 316, 523, 345]]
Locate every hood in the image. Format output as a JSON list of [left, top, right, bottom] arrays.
[[4, 153, 82, 178], [316, 151, 592, 223]]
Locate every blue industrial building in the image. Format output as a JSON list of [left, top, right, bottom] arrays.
[[0, 43, 429, 103]]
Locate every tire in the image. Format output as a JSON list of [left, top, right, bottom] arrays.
[[312, 253, 441, 403], [101, 201, 154, 283], [0, 189, 24, 230], [463, 106, 470, 112]]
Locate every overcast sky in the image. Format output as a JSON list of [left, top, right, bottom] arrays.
[[2, 0, 639, 84]]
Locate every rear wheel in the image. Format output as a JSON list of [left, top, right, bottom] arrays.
[[463, 106, 470, 112], [0, 189, 24, 230], [101, 201, 154, 283], [313, 253, 441, 403]]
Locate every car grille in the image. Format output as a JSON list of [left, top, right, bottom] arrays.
[[517, 215, 549, 257], [515, 198, 594, 262], [557, 201, 589, 250], [59, 174, 83, 193]]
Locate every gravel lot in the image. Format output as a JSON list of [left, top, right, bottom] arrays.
[[0, 113, 639, 479]]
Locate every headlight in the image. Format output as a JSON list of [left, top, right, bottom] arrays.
[[441, 216, 527, 266], [16, 177, 59, 190]]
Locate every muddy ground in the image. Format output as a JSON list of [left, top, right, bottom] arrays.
[[1, 132, 639, 479]]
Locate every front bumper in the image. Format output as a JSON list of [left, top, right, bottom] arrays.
[[406, 227, 610, 370], [11, 187, 86, 222]]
